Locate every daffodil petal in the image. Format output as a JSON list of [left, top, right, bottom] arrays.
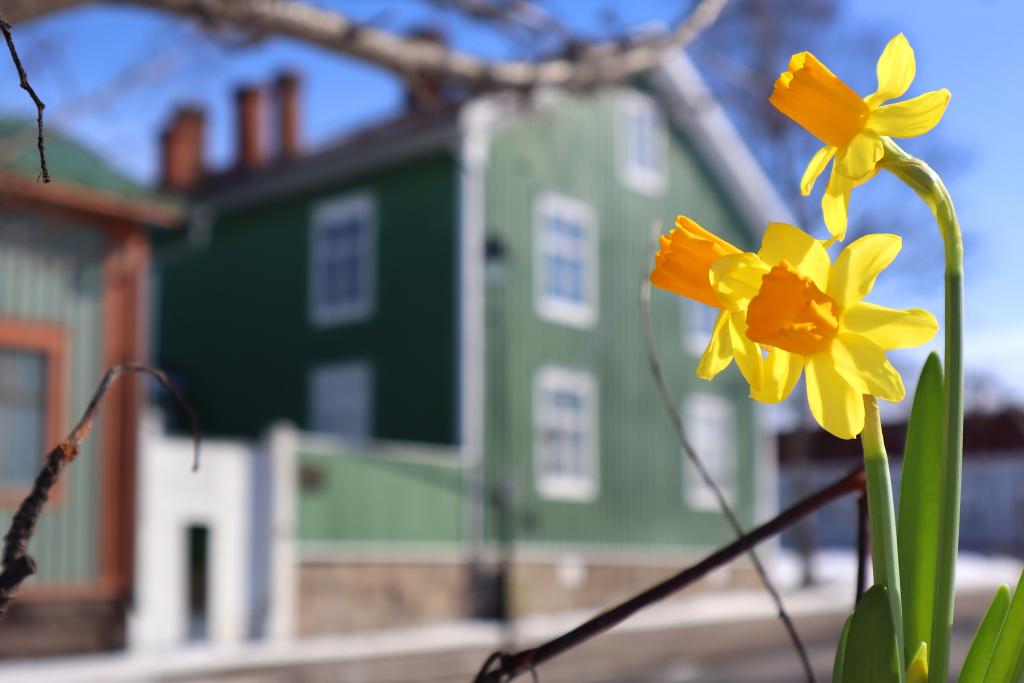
[[841, 302, 939, 349], [827, 233, 902, 308], [728, 313, 763, 393], [751, 348, 804, 404], [709, 252, 769, 311], [836, 130, 884, 181], [757, 222, 831, 291], [869, 89, 951, 138], [830, 333, 906, 402], [865, 33, 915, 107], [697, 310, 733, 380], [805, 352, 865, 439], [801, 146, 836, 196], [822, 170, 853, 242]]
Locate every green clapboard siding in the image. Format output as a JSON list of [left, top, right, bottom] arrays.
[[0, 214, 106, 584], [483, 88, 760, 551], [297, 443, 462, 543], [158, 152, 460, 444]]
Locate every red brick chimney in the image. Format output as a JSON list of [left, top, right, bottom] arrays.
[[235, 85, 264, 170], [160, 106, 205, 191], [272, 72, 301, 161], [404, 27, 448, 112]]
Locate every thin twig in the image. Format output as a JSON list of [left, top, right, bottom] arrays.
[[0, 14, 48, 182], [855, 493, 868, 604], [639, 225, 818, 683], [0, 364, 199, 616], [474, 467, 866, 682]]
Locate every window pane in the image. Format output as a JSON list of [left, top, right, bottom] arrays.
[[635, 110, 650, 169], [541, 387, 586, 479], [0, 349, 46, 486], [623, 100, 663, 180], [319, 216, 366, 308], [309, 362, 373, 440], [544, 217, 586, 304], [683, 395, 736, 507]]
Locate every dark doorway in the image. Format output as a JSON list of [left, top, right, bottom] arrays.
[[186, 524, 210, 642]]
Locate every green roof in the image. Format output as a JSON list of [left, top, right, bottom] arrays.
[[0, 116, 174, 206]]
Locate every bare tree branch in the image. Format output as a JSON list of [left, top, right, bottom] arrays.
[[433, 0, 573, 43], [0, 13, 48, 182], [2, 0, 728, 90], [473, 467, 866, 682], [0, 364, 198, 617]]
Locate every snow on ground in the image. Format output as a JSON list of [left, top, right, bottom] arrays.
[[771, 548, 1022, 592], [0, 551, 1016, 683]]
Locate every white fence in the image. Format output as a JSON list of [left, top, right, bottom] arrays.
[[129, 413, 297, 651]]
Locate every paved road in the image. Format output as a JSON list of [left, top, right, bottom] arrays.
[[183, 592, 993, 683], [582, 593, 988, 683], [598, 621, 978, 683]]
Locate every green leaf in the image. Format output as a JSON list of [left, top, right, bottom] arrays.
[[898, 352, 944, 665], [842, 584, 901, 683], [959, 584, 1010, 683], [981, 571, 1024, 683], [908, 642, 928, 683], [833, 612, 854, 683]]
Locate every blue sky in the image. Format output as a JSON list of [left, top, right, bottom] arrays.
[[839, 0, 1024, 400], [0, 0, 1021, 399]]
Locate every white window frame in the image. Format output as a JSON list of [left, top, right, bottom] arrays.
[[308, 191, 377, 327], [533, 366, 599, 502], [618, 92, 667, 195], [683, 299, 721, 356], [682, 393, 737, 510], [307, 360, 374, 441], [534, 192, 598, 328]]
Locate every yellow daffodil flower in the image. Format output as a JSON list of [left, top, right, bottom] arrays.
[[651, 218, 938, 439], [650, 216, 764, 392], [770, 34, 951, 241], [709, 223, 938, 439]]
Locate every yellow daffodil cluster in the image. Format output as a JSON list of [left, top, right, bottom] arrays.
[[651, 33, 946, 439], [654, 219, 936, 438]]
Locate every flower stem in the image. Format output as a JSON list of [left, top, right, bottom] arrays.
[[862, 395, 906, 679], [881, 138, 964, 683]]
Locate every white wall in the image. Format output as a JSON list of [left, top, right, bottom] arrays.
[[129, 413, 296, 651]]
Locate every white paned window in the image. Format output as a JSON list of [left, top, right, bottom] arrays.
[[619, 93, 666, 194], [682, 393, 737, 510], [684, 299, 720, 355], [308, 361, 373, 440], [534, 366, 598, 501], [534, 193, 597, 327], [0, 349, 46, 486], [309, 192, 376, 326]]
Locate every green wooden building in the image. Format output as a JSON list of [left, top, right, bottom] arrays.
[[0, 118, 181, 653], [156, 54, 789, 631]]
